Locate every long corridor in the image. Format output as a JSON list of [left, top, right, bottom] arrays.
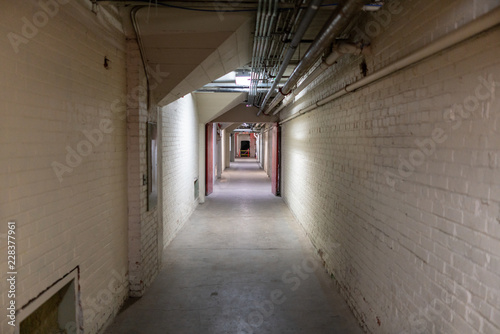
[[106, 159, 364, 334]]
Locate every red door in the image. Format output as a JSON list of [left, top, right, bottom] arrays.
[[234, 133, 238, 157], [271, 123, 280, 196], [205, 123, 214, 195], [250, 133, 256, 158]]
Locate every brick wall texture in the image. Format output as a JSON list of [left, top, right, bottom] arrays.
[[126, 38, 162, 297], [161, 94, 200, 247], [1, 0, 500, 333], [0, 1, 129, 333], [281, 1, 500, 333]]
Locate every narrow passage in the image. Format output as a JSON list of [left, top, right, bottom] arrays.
[[107, 159, 363, 334]]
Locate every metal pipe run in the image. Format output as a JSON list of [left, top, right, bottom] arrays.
[[261, 0, 367, 115], [248, 0, 279, 106], [257, 0, 323, 116], [196, 88, 272, 93], [279, 6, 500, 124], [271, 41, 362, 115]]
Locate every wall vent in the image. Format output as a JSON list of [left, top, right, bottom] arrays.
[[194, 178, 199, 200], [17, 268, 81, 334]]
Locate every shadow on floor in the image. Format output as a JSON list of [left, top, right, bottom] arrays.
[[106, 159, 364, 334]]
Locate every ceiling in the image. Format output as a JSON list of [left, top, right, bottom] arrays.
[[133, 6, 254, 106], [195, 92, 247, 124], [98, 0, 370, 125]]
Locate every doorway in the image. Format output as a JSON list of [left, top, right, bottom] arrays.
[[240, 140, 250, 157]]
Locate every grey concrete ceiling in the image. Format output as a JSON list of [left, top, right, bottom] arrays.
[[212, 104, 277, 123], [108, 1, 341, 122], [134, 7, 254, 106], [195, 92, 247, 124]]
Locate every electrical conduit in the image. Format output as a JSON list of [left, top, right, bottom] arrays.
[[280, 5, 500, 124]]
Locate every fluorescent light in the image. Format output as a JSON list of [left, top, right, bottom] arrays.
[[235, 75, 251, 86], [363, 3, 383, 11]]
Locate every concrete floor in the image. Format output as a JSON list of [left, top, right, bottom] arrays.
[[106, 158, 364, 334]]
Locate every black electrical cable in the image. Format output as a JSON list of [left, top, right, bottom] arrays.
[[97, 0, 341, 13], [103, 0, 257, 12]]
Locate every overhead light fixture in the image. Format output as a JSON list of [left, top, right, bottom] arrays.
[[235, 76, 251, 86], [363, 2, 383, 11], [235, 71, 251, 86]]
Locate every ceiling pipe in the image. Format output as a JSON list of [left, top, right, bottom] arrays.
[[272, 47, 345, 114], [130, 6, 151, 109], [196, 88, 272, 93], [205, 78, 289, 88], [280, 5, 500, 124], [257, 1, 305, 105], [260, 0, 279, 66], [282, 0, 306, 43], [248, 0, 279, 106], [203, 84, 288, 89], [271, 41, 362, 115], [260, 0, 368, 116], [248, 0, 264, 106], [256, 0, 323, 115], [267, 0, 306, 75], [96, 0, 309, 10], [255, 0, 279, 103]]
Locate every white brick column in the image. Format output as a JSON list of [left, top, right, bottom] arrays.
[[126, 39, 161, 297]]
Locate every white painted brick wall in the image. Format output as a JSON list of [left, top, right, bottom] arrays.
[[263, 124, 272, 177], [126, 38, 162, 298], [0, 1, 128, 333], [281, 1, 500, 333], [161, 94, 199, 247]]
